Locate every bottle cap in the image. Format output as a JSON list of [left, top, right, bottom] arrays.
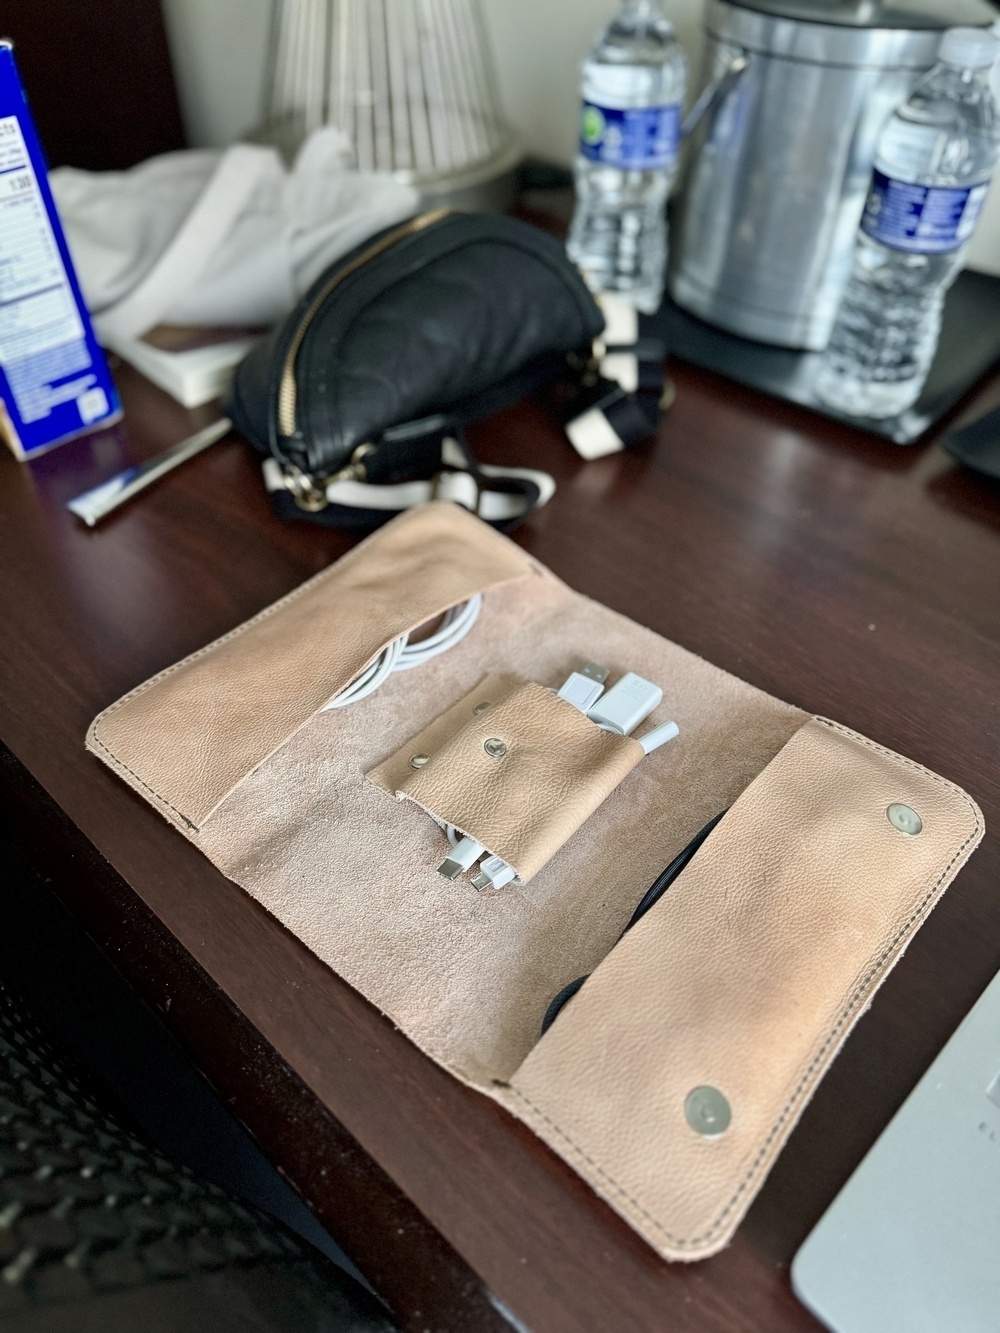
[[939, 26, 1000, 70]]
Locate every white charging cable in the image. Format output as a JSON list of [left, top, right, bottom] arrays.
[[324, 595, 482, 709], [439, 824, 485, 880]]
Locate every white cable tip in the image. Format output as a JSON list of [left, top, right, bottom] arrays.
[[638, 721, 680, 755], [438, 834, 485, 880], [557, 671, 605, 714], [470, 854, 517, 891]]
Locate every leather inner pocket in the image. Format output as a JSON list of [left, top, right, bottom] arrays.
[[87, 505, 533, 830], [368, 679, 643, 882], [366, 673, 522, 798]]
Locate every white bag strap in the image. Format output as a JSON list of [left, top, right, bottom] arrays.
[[261, 433, 555, 532]]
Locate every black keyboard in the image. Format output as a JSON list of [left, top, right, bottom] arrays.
[[0, 981, 389, 1328]]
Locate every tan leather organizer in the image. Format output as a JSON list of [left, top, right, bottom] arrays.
[[87, 503, 984, 1262]]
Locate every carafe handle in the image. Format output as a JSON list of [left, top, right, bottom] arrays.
[[681, 51, 750, 139]]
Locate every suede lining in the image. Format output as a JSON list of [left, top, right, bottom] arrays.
[[193, 572, 806, 1084]]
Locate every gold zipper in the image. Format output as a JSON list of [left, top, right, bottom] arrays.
[[277, 207, 452, 440]]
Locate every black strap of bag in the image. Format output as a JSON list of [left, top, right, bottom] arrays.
[[562, 334, 669, 459], [261, 417, 553, 532], [260, 331, 669, 532]]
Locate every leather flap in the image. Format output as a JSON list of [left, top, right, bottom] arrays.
[[365, 673, 523, 799], [369, 680, 643, 882], [87, 504, 534, 829], [499, 718, 984, 1262]]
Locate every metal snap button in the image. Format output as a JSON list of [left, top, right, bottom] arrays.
[[473, 702, 491, 715], [484, 738, 507, 759], [886, 803, 922, 836], [409, 754, 430, 770], [685, 1086, 731, 1138]]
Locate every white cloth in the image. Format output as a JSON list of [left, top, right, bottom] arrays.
[[50, 129, 419, 342]]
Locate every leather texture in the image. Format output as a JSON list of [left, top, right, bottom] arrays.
[[500, 717, 984, 1261], [366, 672, 522, 798], [84, 504, 983, 1267], [226, 212, 605, 477], [87, 504, 532, 828], [374, 681, 643, 882]]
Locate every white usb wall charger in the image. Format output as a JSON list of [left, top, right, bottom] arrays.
[[586, 671, 662, 735]]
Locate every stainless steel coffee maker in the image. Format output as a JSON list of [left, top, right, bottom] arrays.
[[670, 0, 997, 350]]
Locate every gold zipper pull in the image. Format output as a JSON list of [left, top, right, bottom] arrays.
[[283, 443, 377, 513]]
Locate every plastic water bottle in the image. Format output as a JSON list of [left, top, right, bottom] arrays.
[[566, 0, 687, 314], [815, 27, 1000, 420]]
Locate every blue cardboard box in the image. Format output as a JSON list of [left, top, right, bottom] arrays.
[[0, 40, 121, 459]]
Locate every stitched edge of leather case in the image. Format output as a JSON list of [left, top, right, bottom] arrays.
[[369, 680, 644, 882], [495, 717, 984, 1262], [85, 504, 535, 830]]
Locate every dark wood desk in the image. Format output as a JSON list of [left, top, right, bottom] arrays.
[[1, 355, 998, 1333]]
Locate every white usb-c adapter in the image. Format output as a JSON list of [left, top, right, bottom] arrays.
[[638, 720, 680, 754], [587, 671, 662, 735], [471, 855, 517, 892], [438, 828, 518, 892], [438, 831, 485, 880]]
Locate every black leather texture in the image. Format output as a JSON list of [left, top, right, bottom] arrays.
[[227, 212, 605, 478]]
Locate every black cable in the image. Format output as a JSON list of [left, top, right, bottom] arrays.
[[539, 810, 728, 1036]]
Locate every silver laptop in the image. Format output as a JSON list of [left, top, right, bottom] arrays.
[[792, 966, 1000, 1333]]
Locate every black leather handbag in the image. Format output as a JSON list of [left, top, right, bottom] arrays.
[[227, 210, 667, 531]]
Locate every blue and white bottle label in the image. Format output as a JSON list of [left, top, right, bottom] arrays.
[[580, 102, 681, 170], [860, 168, 991, 254]]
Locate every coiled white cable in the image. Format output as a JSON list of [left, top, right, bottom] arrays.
[[323, 595, 482, 709], [394, 595, 482, 671]]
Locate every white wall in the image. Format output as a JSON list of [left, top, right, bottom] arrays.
[[480, 0, 704, 165], [158, 0, 704, 155], [969, 177, 1000, 274], [159, 0, 998, 275], [160, 0, 271, 148]]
